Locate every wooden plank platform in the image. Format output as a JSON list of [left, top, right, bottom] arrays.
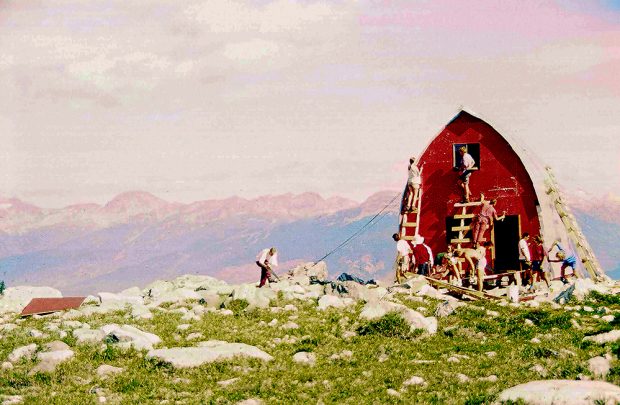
[[454, 214, 475, 219]]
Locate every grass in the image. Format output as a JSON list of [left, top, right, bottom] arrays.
[[0, 291, 619, 404]]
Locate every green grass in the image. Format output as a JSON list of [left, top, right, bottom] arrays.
[[0, 292, 619, 404]]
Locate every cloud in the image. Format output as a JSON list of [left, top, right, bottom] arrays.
[[223, 39, 280, 62]]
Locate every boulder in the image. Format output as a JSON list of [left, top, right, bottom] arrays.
[[359, 301, 437, 334], [573, 279, 610, 301], [97, 292, 143, 306], [228, 284, 276, 309], [147, 341, 273, 368], [0, 286, 62, 314], [497, 380, 620, 404], [96, 364, 124, 378], [32, 349, 74, 373], [317, 295, 347, 311], [583, 330, 620, 345], [130, 305, 153, 320], [588, 356, 611, 378], [8, 344, 37, 363], [400, 308, 438, 334], [100, 324, 161, 351], [293, 351, 316, 366], [149, 288, 202, 306], [287, 262, 328, 282], [196, 290, 224, 308], [73, 328, 106, 344]]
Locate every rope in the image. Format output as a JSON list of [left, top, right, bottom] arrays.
[[311, 191, 402, 264]]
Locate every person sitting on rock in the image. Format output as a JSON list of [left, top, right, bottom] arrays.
[[393, 233, 412, 284], [256, 247, 279, 288]]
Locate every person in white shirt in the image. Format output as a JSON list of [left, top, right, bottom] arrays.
[[256, 247, 279, 288], [456, 147, 476, 203], [392, 233, 412, 284], [405, 156, 422, 212], [518, 233, 531, 285]]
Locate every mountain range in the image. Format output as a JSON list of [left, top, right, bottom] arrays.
[[0, 190, 617, 295]]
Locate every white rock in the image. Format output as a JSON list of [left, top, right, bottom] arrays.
[[33, 349, 74, 373], [455, 373, 470, 383], [447, 356, 460, 363], [485, 351, 496, 358], [217, 378, 240, 387], [525, 319, 534, 326], [317, 295, 346, 311], [403, 376, 426, 386], [283, 305, 298, 312], [531, 338, 541, 344], [530, 364, 548, 377], [1, 396, 23, 405], [583, 330, 620, 344], [293, 351, 316, 366], [100, 324, 161, 351], [177, 324, 191, 331], [235, 399, 263, 405], [97, 292, 143, 306], [229, 284, 276, 309], [130, 305, 153, 320], [479, 375, 498, 382], [147, 341, 273, 368], [73, 328, 105, 344], [29, 329, 44, 338], [1, 361, 13, 370], [96, 364, 124, 378], [498, 380, 620, 404], [400, 308, 438, 334], [186, 332, 204, 341], [268, 319, 278, 327], [219, 309, 234, 316], [0, 323, 17, 332], [281, 322, 299, 330], [386, 388, 401, 397], [602, 315, 615, 323], [588, 356, 611, 378], [8, 344, 37, 363], [0, 286, 62, 314]]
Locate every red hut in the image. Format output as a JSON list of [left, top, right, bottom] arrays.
[[399, 109, 607, 282]]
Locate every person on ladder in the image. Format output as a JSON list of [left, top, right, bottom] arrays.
[[456, 146, 475, 203], [405, 156, 422, 212], [471, 195, 505, 248]]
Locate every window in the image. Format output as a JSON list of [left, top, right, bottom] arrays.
[[453, 143, 480, 170]]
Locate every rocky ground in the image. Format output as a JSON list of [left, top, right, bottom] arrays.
[[1, 264, 620, 404]]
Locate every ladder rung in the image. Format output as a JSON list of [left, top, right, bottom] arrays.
[[403, 236, 414, 241], [451, 226, 471, 231], [454, 214, 474, 219], [403, 222, 417, 227], [453, 201, 483, 208], [451, 238, 471, 244]]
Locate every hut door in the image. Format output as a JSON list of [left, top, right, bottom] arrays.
[[493, 215, 520, 271]]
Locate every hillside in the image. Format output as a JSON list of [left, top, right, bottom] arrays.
[[1, 270, 620, 404]]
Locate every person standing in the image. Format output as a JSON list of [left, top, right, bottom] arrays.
[[471, 197, 505, 248], [412, 234, 431, 276], [518, 233, 531, 285], [529, 235, 550, 289], [405, 156, 422, 212], [393, 233, 412, 283], [456, 146, 475, 203], [256, 247, 279, 288]]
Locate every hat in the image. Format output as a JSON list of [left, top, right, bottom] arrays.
[[412, 234, 424, 244]]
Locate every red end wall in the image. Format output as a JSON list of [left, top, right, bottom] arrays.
[[411, 111, 541, 257]]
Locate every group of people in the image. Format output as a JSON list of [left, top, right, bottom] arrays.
[[519, 234, 579, 288]]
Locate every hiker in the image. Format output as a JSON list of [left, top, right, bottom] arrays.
[[405, 156, 422, 212], [471, 196, 505, 248], [518, 233, 531, 284], [548, 241, 579, 284], [529, 235, 550, 289], [393, 233, 412, 284], [456, 146, 475, 203], [256, 247, 279, 288], [412, 234, 431, 276]]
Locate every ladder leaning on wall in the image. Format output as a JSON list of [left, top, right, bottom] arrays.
[[544, 167, 610, 283]]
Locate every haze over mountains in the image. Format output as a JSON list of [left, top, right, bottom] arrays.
[[0, 191, 617, 295]]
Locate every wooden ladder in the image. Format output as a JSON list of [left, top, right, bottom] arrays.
[[400, 185, 423, 241], [450, 201, 483, 249], [544, 167, 609, 282]]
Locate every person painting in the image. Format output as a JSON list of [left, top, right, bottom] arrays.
[[393, 233, 412, 284], [456, 146, 475, 203], [548, 241, 579, 284], [471, 195, 505, 248], [405, 156, 422, 212], [256, 247, 279, 288], [528, 235, 551, 289]]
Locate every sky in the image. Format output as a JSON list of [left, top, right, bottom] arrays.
[[1, 0, 619, 208]]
